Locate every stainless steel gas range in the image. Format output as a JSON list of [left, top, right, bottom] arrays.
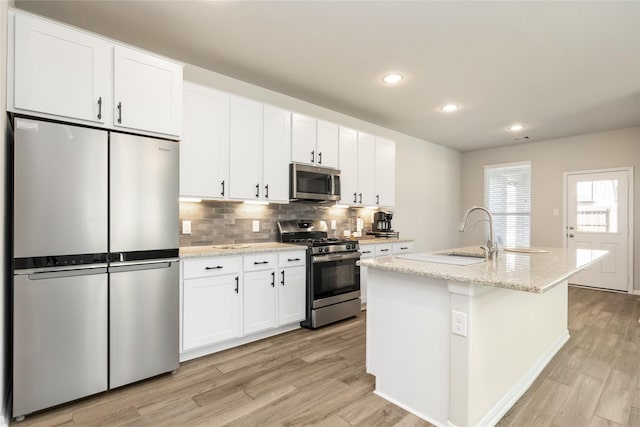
[[277, 220, 361, 329]]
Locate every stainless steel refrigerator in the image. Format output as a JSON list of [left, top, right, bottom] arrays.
[[12, 117, 179, 419]]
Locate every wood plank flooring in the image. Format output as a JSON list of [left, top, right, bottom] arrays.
[[11, 286, 640, 427]]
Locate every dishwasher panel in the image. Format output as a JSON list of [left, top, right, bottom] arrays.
[[13, 268, 108, 418], [109, 261, 180, 389]]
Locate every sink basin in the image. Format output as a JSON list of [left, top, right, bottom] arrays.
[[396, 253, 486, 266], [214, 244, 251, 250], [440, 251, 486, 259]]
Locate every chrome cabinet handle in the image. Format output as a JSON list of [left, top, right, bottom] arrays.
[[380, 249, 390, 252], [235, 276, 239, 293], [287, 258, 301, 262], [205, 266, 223, 270], [401, 247, 409, 250], [221, 180, 225, 196], [362, 250, 372, 254], [281, 270, 285, 286], [97, 97, 102, 120], [117, 102, 122, 123], [255, 183, 260, 198], [254, 261, 269, 265]]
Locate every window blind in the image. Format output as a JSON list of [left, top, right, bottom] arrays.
[[484, 162, 531, 248]]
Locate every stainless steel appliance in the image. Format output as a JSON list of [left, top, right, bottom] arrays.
[[289, 163, 341, 202], [12, 117, 179, 419], [367, 211, 399, 238], [278, 220, 360, 328]]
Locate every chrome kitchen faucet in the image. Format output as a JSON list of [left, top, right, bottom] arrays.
[[458, 206, 500, 260]]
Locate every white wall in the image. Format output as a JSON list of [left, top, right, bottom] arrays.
[[1, 1, 13, 424], [184, 65, 462, 252], [461, 127, 640, 290]]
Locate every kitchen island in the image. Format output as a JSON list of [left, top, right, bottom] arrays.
[[359, 246, 607, 427]]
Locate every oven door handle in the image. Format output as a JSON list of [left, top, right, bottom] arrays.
[[312, 252, 361, 263]]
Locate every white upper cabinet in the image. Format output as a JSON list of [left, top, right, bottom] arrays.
[[291, 114, 339, 169], [9, 10, 183, 139], [180, 82, 229, 199], [374, 137, 396, 207], [316, 120, 339, 168], [338, 127, 359, 205], [229, 96, 264, 200], [12, 13, 109, 124], [262, 106, 292, 203], [357, 132, 376, 206], [113, 46, 183, 137]]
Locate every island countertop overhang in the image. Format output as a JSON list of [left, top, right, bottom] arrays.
[[357, 246, 608, 293]]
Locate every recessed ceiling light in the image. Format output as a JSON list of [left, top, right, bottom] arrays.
[[441, 104, 460, 113], [509, 124, 525, 132], [382, 74, 403, 84]]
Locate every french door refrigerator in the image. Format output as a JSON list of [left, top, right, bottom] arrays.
[[12, 117, 179, 419]]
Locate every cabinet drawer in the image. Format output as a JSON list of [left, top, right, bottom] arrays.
[[359, 245, 375, 259], [278, 251, 306, 268], [392, 242, 413, 254], [243, 253, 278, 272], [375, 244, 393, 257], [183, 256, 241, 279]]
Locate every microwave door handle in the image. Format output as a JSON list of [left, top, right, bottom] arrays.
[[329, 175, 334, 195]]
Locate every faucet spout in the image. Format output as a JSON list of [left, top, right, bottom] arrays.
[[458, 206, 499, 259]]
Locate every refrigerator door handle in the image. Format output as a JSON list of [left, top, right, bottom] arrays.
[[109, 260, 179, 273], [27, 267, 108, 280]]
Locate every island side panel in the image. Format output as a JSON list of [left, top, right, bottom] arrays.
[[448, 280, 569, 427], [366, 268, 450, 426]]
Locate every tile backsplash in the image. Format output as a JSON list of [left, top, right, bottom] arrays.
[[179, 201, 381, 247]]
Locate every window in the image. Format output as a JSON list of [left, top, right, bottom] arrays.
[[484, 162, 531, 247]]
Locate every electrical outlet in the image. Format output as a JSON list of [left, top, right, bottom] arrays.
[[451, 310, 468, 337], [553, 208, 559, 216], [252, 220, 260, 232], [182, 220, 191, 234], [331, 220, 337, 230]]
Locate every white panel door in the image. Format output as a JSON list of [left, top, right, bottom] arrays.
[[113, 45, 183, 137], [243, 270, 277, 335], [181, 83, 229, 199], [183, 275, 241, 350], [566, 170, 630, 291], [338, 127, 359, 205], [357, 132, 376, 206], [13, 13, 108, 123], [229, 96, 263, 200], [262, 105, 291, 202], [291, 113, 317, 166], [374, 137, 396, 207], [278, 266, 306, 325], [316, 120, 339, 168]]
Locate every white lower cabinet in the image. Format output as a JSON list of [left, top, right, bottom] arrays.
[[392, 242, 413, 255], [359, 245, 375, 306], [359, 242, 413, 305], [182, 258, 241, 351], [181, 250, 306, 358]]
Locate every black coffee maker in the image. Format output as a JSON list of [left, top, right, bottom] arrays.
[[373, 211, 393, 232]]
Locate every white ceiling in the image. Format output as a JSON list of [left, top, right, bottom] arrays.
[[14, 1, 640, 152]]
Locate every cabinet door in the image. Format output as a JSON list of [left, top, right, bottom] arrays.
[[181, 83, 229, 199], [316, 120, 339, 168], [278, 266, 306, 325], [357, 132, 376, 206], [113, 45, 183, 137], [13, 13, 108, 124], [338, 127, 359, 205], [374, 137, 396, 207], [243, 270, 277, 335], [229, 96, 263, 200], [262, 105, 291, 203], [183, 275, 241, 350], [291, 113, 317, 166]]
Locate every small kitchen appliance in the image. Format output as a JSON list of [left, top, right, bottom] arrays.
[[367, 211, 399, 238], [278, 220, 360, 329]]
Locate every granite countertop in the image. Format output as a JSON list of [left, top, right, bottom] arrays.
[[180, 242, 304, 258], [358, 245, 608, 293], [358, 237, 415, 245]]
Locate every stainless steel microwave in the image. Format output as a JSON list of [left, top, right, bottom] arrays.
[[290, 163, 341, 202]]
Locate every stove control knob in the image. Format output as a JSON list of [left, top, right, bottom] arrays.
[[324, 247, 330, 253]]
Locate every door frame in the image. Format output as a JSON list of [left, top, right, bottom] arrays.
[[562, 166, 634, 293]]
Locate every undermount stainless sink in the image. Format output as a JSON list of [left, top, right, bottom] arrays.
[[396, 252, 486, 266], [214, 244, 252, 250], [440, 251, 486, 259]]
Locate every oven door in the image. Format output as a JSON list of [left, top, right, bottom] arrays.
[[311, 251, 360, 308]]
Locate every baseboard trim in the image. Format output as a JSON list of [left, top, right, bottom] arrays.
[[476, 331, 570, 427]]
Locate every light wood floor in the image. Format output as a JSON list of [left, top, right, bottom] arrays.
[[11, 286, 640, 427]]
